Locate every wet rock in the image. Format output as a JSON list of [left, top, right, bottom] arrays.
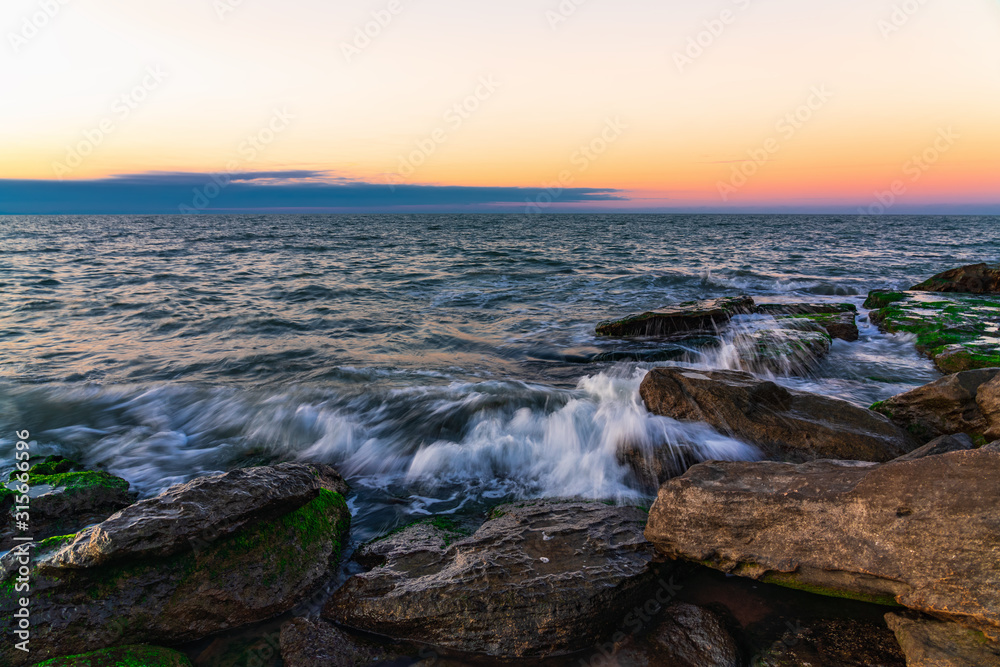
[[26, 645, 193, 666], [325, 501, 658, 659], [893, 433, 976, 462], [2, 457, 135, 553], [865, 290, 1000, 373], [753, 618, 905, 667], [735, 322, 833, 374], [871, 368, 1000, 443], [0, 464, 351, 666], [613, 603, 741, 667], [597, 296, 755, 338], [911, 262, 1000, 294], [46, 462, 343, 570], [644, 450, 1000, 641], [756, 303, 860, 342], [280, 617, 403, 667], [886, 612, 1000, 667], [640, 367, 917, 462]]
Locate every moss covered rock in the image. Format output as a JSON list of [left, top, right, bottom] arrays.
[[0, 465, 351, 667], [30, 644, 192, 667], [911, 263, 1000, 295], [866, 290, 1000, 372], [597, 296, 756, 338]]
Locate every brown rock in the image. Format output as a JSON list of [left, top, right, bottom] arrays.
[[893, 433, 976, 462], [644, 451, 1000, 641], [985, 441, 1000, 452], [325, 501, 658, 659], [597, 296, 756, 338], [886, 612, 1000, 667], [640, 367, 917, 462], [641, 603, 740, 667], [873, 369, 1000, 443], [911, 263, 1000, 294], [280, 617, 402, 667], [754, 618, 905, 667]]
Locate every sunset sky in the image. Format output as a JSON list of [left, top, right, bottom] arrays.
[[1, 0, 999, 213]]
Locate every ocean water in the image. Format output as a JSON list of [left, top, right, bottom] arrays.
[[1, 214, 997, 541]]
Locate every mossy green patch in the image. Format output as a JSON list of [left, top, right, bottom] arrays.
[[24, 471, 130, 495], [30, 644, 192, 667], [864, 291, 906, 310], [374, 514, 472, 547], [761, 572, 902, 607]]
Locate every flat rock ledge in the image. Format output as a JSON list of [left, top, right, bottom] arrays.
[[597, 296, 756, 338], [644, 450, 1000, 642], [324, 501, 659, 659], [639, 367, 917, 463], [0, 464, 351, 667], [886, 612, 1000, 667]]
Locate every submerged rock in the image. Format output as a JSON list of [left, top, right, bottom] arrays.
[[753, 618, 906, 667], [640, 367, 917, 462], [886, 612, 1000, 667], [280, 617, 403, 667], [911, 262, 1000, 294], [734, 321, 832, 375], [611, 603, 741, 667], [325, 501, 658, 659], [27, 645, 193, 666], [0, 464, 351, 666], [871, 368, 1000, 444], [865, 290, 1000, 372], [644, 450, 1000, 641], [1, 457, 135, 553], [756, 303, 860, 342], [597, 296, 755, 338]]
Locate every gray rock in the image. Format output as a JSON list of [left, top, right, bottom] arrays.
[[872, 368, 1000, 443], [984, 441, 1000, 452], [886, 612, 1000, 667], [280, 617, 402, 667], [640, 367, 917, 462], [597, 296, 756, 338], [325, 501, 659, 659], [893, 433, 976, 462], [45, 462, 343, 571], [644, 450, 1000, 642]]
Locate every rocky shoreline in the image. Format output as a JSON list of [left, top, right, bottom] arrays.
[[2, 263, 1000, 666]]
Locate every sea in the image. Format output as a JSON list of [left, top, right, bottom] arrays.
[[1, 214, 997, 544]]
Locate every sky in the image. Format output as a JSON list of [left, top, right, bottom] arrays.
[[1, 0, 999, 214]]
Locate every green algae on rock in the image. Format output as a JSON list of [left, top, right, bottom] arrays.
[[865, 290, 1000, 373], [911, 262, 1000, 295], [0, 466, 351, 667], [29, 644, 192, 667], [596, 296, 755, 338]]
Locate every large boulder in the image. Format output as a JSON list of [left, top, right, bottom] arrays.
[[644, 450, 1000, 641], [1, 457, 135, 552], [865, 290, 1000, 373], [640, 367, 918, 462], [597, 296, 755, 338], [911, 263, 1000, 294], [325, 501, 659, 659], [872, 368, 1000, 443], [0, 464, 351, 666], [886, 612, 1000, 667]]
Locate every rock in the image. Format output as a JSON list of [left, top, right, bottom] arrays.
[[25, 645, 193, 666], [640, 367, 917, 462], [985, 441, 1000, 452], [911, 263, 1000, 294], [893, 433, 976, 461], [644, 450, 1000, 641], [871, 368, 1000, 443], [280, 617, 403, 667], [46, 462, 343, 570], [866, 290, 1000, 372], [734, 322, 833, 374], [886, 612, 1000, 667], [619, 603, 741, 667], [0, 464, 351, 666], [1, 458, 135, 552], [597, 296, 756, 338], [753, 619, 906, 667], [325, 501, 658, 659], [756, 303, 860, 342]]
